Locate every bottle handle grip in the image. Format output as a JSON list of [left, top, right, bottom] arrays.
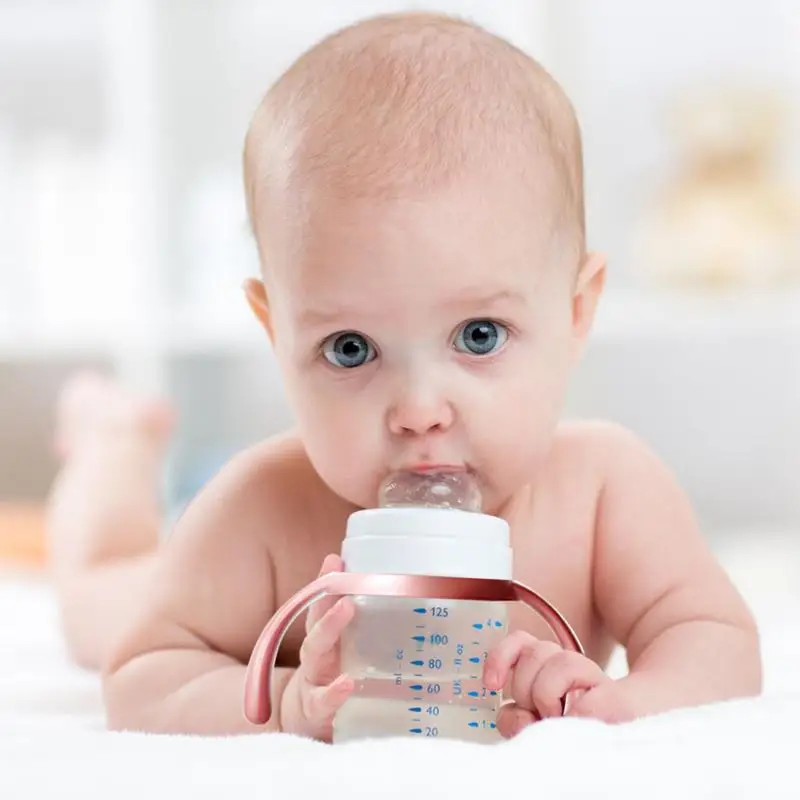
[[243, 573, 584, 726]]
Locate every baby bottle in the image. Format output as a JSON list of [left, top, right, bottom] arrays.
[[332, 470, 510, 743], [243, 471, 584, 743]]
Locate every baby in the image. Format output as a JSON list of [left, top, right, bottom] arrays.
[[46, 12, 761, 741]]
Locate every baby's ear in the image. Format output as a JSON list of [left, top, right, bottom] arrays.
[[243, 278, 275, 342], [571, 252, 606, 357]]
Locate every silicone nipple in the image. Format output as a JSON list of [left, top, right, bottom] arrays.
[[378, 470, 482, 512]]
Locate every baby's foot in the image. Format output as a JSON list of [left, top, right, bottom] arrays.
[[54, 371, 175, 460], [47, 371, 174, 569]]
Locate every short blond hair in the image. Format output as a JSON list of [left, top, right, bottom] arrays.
[[243, 11, 585, 266]]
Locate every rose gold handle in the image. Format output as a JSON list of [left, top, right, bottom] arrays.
[[512, 580, 584, 655], [243, 574, 335, 725], [243, 573, 583, 725]]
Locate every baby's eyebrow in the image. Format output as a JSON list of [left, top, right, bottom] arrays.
[[442, 288, 528, 313], [297, 307, 346, 328], [298, 288, 527, 328]]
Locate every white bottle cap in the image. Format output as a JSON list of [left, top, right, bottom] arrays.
[[342, 506, 512, 580]]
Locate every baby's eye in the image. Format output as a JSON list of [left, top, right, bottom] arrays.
[[322, 331, 377, 368], [453, 320, 508, 356]]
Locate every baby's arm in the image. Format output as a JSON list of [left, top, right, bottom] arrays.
[[587, 423, 762, 718], [102, 448, 282, 733], [102, 447, 352, 736]]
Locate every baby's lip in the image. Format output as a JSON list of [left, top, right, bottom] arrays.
[[401, 463, 468, 474]]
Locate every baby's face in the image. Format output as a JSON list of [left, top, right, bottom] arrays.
[[263, 179, 593, 514]]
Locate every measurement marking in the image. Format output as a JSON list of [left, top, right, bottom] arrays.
[[468, 722, 479, 728], [410, 660, 424, 667], [409, 728, 423, 734], [416, 625, 426, 630], [494, 621, 503, 628], [409, 684, 423, 691], [472, 641, 480, 646], [411, 635, 425, 643], [470, 707, 478, 712], [413, 608, 427, 614], [468, 691, 479, 698], [454, 658, 462, 666], [469, 657, 481, 664], [472, 623, 484, 630], [408, 707, 422, 713], [414, 673, 423, 678], [412, 718, 421, 723], [414, 696, 423, 701]]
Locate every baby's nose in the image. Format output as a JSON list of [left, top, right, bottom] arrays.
[[387, 391, 454, 437]]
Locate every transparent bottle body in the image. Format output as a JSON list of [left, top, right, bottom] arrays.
[[333, 596, 507, 744]]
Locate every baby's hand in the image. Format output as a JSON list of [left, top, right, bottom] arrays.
[[279, 554, 355, 740], [483, 631, 628, 737]]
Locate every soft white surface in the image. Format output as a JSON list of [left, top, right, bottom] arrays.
[[0, 531, 799, 799]]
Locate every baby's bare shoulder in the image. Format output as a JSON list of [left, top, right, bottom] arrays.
[[205, 430, 333, 531], [553, 417, 644, 452], [546, 419, 650, 486], [212, 431, 352, 563], [129, 432, 337, 662]]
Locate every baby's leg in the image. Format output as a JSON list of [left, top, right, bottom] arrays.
[[46, 372, 175, 670]]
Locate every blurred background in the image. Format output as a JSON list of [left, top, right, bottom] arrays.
[[0, 0, 799, 625]]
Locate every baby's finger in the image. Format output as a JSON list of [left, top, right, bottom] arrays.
[[299, 596, 355, 686], [496, 702, 539, 739], [304, 674, 355, 730], [530, 651, 606, 719], [483, 630, 562, 694], [305, 553, 345, 634]]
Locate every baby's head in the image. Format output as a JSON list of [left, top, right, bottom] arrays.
[[242, 12, 604, 514]]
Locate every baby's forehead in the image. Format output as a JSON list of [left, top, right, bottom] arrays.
[[270, 183, 557, 310], [244, 12, 584, 266]]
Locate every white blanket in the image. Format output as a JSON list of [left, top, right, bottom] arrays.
[[1, 558, 799, 799]]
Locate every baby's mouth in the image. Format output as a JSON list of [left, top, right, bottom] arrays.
[[378, 468, 482, 512], [404, 463, 468, 474]]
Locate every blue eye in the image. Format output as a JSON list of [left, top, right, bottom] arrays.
[[454, 320, 508, 355], [322, 332, 376, 368]]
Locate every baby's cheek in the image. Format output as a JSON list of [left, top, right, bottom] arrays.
[[305, 418, 382, 504]]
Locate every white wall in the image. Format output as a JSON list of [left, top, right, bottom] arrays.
[[562, 0, 800, 284]]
